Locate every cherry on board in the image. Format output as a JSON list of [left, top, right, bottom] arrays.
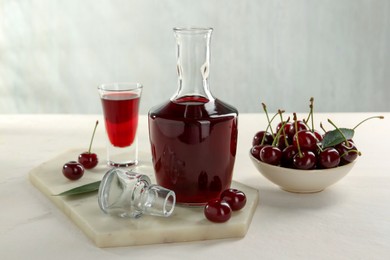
[[220, 189, 247, 211], [62, 161, 84, 180], [204, 199, 232, 223], [78, 120, 99, 169], [78, 152, 98, 169]]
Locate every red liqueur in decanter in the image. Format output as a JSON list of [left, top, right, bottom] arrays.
[[148, 28, 238, 205]]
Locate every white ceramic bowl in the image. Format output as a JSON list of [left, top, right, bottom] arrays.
[[249, 152, 356, 193]]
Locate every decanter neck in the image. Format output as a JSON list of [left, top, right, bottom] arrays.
[[171, 27, 214, 103]]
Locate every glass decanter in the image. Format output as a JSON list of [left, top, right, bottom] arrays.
[[148, 27, 238, 206]]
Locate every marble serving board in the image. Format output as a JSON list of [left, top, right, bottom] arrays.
[[29, 149, 259, 247]]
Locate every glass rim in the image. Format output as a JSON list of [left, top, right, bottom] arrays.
[[98, 82, 143, 92], [173, 27, 213, 34]]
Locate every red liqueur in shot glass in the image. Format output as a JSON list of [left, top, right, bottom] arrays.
[[98, 83, 142, 167]]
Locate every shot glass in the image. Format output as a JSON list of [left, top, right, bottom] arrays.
[[98, 168, 176, 218], [98, 83, 142, 167]]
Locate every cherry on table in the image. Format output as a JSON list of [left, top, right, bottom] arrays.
[[78, 120, 99, 169], [62, 161, 84, 180], [204, 199, 232, 223], [220, 189, 247, 211]]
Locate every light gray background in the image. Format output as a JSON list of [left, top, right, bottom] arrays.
[[1, 0, 389, 115]]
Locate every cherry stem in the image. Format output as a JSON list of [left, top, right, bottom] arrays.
[[317, 143, 324, 152], [305, 97, 315, 132], [327, 118, 350, 146], [310, 97, 314, 132], [320, 122, 327, 133], [302, 119, 310, 129], [262, 103, 275, 136], [260, 111, 280, 145], [272, 118, 288, 147], [293, 112, 298, 134], [340, 150, 362, 158], [278, 110, 289, 147], [352, 115, 384, 130], [88, 120, 99, 154], [293, 112, 303, 157], [305, 111, 311, 124]]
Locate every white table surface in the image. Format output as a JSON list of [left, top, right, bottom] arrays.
[[1, 113, 389, 260]]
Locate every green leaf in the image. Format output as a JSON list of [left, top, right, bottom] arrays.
[[322, 128, 355, 148], [54, 181, 101, 196]]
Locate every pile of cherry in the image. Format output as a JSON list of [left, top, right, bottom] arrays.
[[250, 98, 383, 170]]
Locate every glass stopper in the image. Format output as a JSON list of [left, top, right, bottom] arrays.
[[98, 168, 176, 218]]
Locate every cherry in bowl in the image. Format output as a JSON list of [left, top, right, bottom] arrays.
[[250, 151, 356, 193]]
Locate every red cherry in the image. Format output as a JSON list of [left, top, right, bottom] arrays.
[[293, 150, 316, 169], [276, 134, 290, 151], [78, 152, 98, 169], [204, 199, 232, 223], [259, 145, 282, 166], [276, 121, 291, 131], [293, 130, 318, 151], [281, 145, 298, 168], [252, 131, 274, 146], [288, 120, 308, 140], [220, 189, 247, 211], [276, 122, 292, 141], [78, 120, 99, 169], [62, 161, 84, 180], [318, 147, 340, 169], [313, 130, 324, 142], [335, 141, 359, 165], [250, 144, 266, 160]]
